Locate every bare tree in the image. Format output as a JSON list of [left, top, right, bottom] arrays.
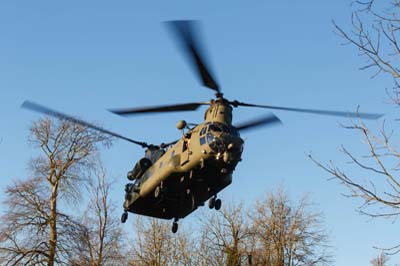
[[124, 189, 330, 266], [69, 164, 126, 266], [0, 177, 82, 265], [309, 119, 400, 235], [197, 203, 252, 266], [195, 191, 331, 266], [371, 252, 390, 266], [129, 216, 194, 266], [311, 0, 400, 255], [333, 1, 400, 81], [0, 118, 109, 265], [249, 188, 332, 266]]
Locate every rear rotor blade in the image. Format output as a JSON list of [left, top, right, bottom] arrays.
[[109, 102, 209, 116], [231, 101, 384, 120], [21, 101, 149, 148], [235, 113, 282, 132], [165, 20, 220, 93], [160, 139, 179, 149]]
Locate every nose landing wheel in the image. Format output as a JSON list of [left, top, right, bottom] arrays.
[[121, 211, 128, 223]]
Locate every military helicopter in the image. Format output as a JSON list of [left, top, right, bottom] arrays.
[[22, 20, 383, 233]]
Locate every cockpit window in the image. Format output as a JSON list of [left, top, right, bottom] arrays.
[[206, 133, 215, 144], [200, 126, 207, 136], [207, 123, 235, 135], [207, 132, 225, 152], [208, 124, 223, 133], [202, 122, 240, 138]]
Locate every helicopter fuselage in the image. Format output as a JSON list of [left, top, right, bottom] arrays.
[[123, 101, 243, 220]]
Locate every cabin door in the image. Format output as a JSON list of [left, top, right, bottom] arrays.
[[180, 138, 190, 166]]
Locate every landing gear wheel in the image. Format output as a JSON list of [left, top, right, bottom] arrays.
[[172, 222, 178, 233], [208, 197, 215, 209], [214, 199, 222, 210], [121, 212, 128, 223], [172, 218, 179, 234]]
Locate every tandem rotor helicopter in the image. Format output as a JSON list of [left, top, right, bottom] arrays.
[[22, 20, 383, 233]]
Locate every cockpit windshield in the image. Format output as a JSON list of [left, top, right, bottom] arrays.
[[208, 124, 223, 133], [206, 122, 239, 137], [199, 122, 242, 152]]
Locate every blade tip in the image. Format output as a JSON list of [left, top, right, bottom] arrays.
[[361, 113, 384, 120], [108, 109, 124, 116], [21, 100, 31, 108]]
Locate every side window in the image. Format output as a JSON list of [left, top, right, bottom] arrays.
[[200, 126, 207, 136], [200, 136, 206, 145], [183, 140, 188, 152]]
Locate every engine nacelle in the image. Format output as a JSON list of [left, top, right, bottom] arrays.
[[127, 158, 152, 180]]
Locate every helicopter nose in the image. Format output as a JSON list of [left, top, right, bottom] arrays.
[[223, 139, 243, 163], [228, 137, 243, 152], [227, 143, 235, 150]]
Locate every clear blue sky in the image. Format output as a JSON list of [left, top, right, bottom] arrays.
[[0, 1, 398, 265]]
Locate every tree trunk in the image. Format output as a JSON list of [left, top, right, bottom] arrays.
[[47, 182, 58, 266]]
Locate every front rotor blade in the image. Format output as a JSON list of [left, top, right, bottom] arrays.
[[232, 101, 384, 120], [235, 114, 282, 132], [109, 102, 208, 116], [166, 20, 220, 92], [21, 101, 148, 148]]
